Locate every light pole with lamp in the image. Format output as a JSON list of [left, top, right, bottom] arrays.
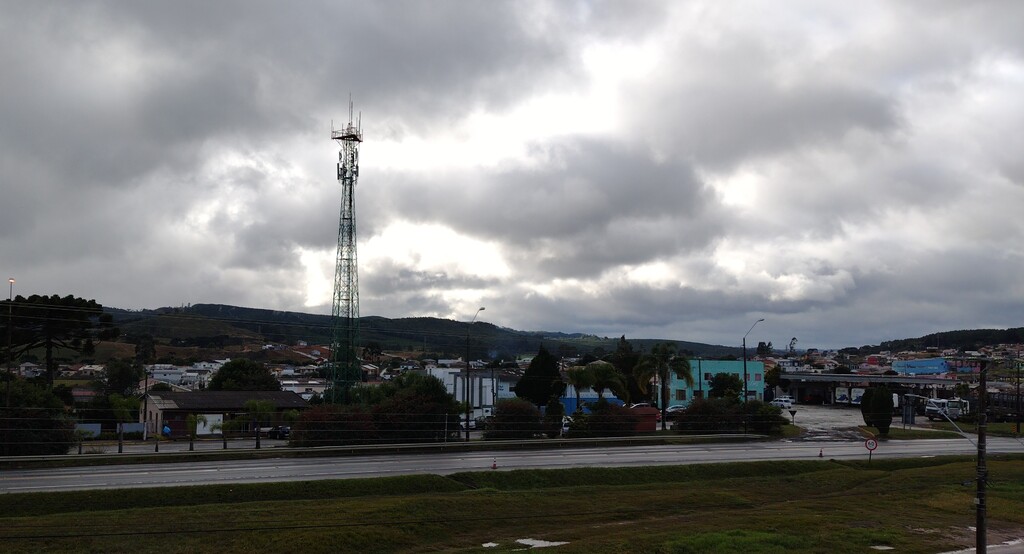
[[742, 318, 764, 402], [1015, 349, 1021, 436], [465, 307, 484, 442], [6, 278, 13, 408]]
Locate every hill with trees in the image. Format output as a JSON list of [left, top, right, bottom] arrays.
[[842, 328, 1024, 355], [105, 303, 743, 361]]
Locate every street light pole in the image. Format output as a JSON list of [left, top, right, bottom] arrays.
[[6, 277, 13, 408], [465, 307, 484, 442], [742, 318, 764, 402], [1015, 350, 1021, 436], [976, 358, 989, 554]]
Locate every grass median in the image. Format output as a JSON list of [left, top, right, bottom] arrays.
[[2, 456, 1023, 553], [928, 421, 1023, 438], [857, 426, 966, 440]]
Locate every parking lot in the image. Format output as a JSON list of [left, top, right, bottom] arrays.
[[785, 403, 874, 441]]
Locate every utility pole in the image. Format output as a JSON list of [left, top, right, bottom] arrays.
[[976, 358, 989, 553], [465, 307, 484, 442], [1015, 350, 1021, 436], [742, 318, 764, 402], [142, 368, 150, 440], [697, 357, 702, 398], [6, 277, 13, 408]]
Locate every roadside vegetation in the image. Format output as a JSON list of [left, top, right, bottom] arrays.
[[857, 426, 965, 440], [2, 457, 1022, 553], [929, 420, 1023, 438]]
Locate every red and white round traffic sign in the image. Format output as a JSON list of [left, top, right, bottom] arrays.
[[865, 438, 878, 451]]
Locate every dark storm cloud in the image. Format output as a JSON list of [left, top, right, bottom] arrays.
[[77, 0, 587, 130], [1, 0, 587, 308], [363, 263, 498, 302], [3, 1, 1023, 349]]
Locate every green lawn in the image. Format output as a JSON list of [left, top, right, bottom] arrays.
[[2, 457, 1023, 553], [929, 421, 1023, 437], [858, 425, 965, 440]]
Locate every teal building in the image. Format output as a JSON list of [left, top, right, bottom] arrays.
[[665, 359, 765, 406]]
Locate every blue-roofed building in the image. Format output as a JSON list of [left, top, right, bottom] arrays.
[[892, 358, 950, 375], [665, 359, 765, 405]]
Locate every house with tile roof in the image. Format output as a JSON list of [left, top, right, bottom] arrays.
[[139, 390, 309, 438]]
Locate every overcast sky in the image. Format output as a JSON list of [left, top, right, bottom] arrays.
[[2, 1, 1023, 350]]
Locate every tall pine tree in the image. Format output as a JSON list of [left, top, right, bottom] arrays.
[[514, 345, 565, 407]]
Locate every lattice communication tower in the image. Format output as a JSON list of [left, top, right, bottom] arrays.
[[329, 103, 363, 401]]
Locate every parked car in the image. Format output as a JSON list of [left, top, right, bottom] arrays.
[[663, 403, 688, 421], [267, 426, 291, 440], [769, 398, 792, 409]]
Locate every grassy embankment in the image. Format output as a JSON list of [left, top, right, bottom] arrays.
[[857, 426, 965, 440], [2, 456, 1023, 553], [929, 421, 1023, 438]]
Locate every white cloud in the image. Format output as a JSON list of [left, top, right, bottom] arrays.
[[3, 1, 1024, 349]]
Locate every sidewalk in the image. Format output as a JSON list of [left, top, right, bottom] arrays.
[[71, 437, 289, 455]]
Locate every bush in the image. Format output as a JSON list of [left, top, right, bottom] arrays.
[[0, 407, 76, 456], [567, 399, 638, 438], [674, 398, 740, 433], [484, 398, 541, 440], [742, 400, 787, 434], [374, 393, 459, 443], [0, 380, 76, 456], [542, 397, 565, 438], [292, 373, 462, 446], [289, 405, 378, 447], [674, 398, 785, 434]]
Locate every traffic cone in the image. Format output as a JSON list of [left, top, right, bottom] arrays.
[[491, 458, 497, 470], [818, 448, 823, 458]]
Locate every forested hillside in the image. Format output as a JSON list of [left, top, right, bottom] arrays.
[[107, 303, 741, 360]]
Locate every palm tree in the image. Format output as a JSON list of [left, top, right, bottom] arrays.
[[244, 399, 276, 450], [587, 361, 626, 402], [565, 365, 595, 413], [633, 343, 693, 430], [185, 414, 208, 452]]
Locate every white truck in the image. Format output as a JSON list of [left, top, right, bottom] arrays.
[[924, 398, 968, 421]]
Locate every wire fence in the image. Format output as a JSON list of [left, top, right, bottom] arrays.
[[0, 409, 814, 454]]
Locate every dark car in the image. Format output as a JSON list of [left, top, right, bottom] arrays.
[[268, 426, 291, 440]]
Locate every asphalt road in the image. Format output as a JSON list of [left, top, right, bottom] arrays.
[[3, 436, 1022, 494]]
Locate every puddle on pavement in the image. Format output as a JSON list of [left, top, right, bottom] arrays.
[[483, 538, 570, 549]]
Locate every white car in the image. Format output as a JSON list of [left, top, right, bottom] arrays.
[[770, 398, 793, 409], [664, 405, 686, 420]]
